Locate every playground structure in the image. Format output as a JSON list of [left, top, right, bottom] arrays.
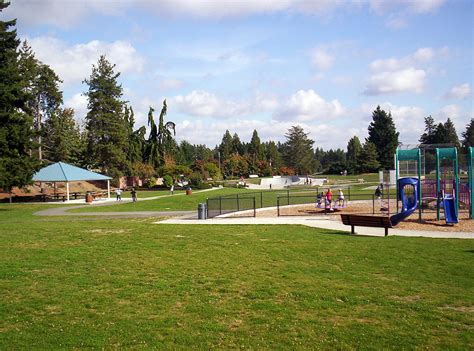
[[394, 145, 473, 224]]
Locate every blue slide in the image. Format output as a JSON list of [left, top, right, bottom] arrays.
[[390, 177, 419, 227], [443, 196, 458, 224]]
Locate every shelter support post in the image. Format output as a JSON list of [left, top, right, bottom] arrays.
[[107, 180, 110, 199], [66, 182, 70, 202]]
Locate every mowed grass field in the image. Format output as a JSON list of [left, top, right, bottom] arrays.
[[1, 204, 473, 349]]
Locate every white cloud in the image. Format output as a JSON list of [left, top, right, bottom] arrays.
[[158, 77, 185, 90], [365, 68, 426, 95], [26, 36, 145, 86], [3, 0, 446, 27], [170, 90, 281, 119], [65, 93, 88, 121], [171, 90, 250, 118], [385, 16, 408, 29], [369, 47, 437, 72], [369, 0, 446, 15], [444, 83, 471, 100], [364, 47, 448, 95], [275, 90, 345, 122], [311, 49, 334, 70], [437, 104, 462, 119], [3, 0, 128, 28]]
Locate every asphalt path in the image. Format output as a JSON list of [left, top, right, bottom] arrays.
[[33, 188, 219, 219]]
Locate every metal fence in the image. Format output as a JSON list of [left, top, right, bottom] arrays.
[[207, 194, 257, 218], [276, 193, 379, 216], [206, 188, 370, 218]]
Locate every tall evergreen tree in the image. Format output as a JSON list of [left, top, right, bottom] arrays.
[[83, 55, 129, 178], [218, 130, 233, 160], [443, 118, 461, 148], [359, 141, 380, 173], [461, 118, 474, 149], [419, 116, 437, 144], [43, 108, 84, 164], [263, 140, 282, 170], [0, 1, 39, 200], [248, 129, 263, 161], [231, 133, 244, 155], [346, 136, 362, 174], [18, 41, 63, 160], [367, 106, 399, 169], [283, 125, 315, 174]]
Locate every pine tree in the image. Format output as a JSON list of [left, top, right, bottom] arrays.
[[283, 125, 315, 174], [367, 106, 399, 169], [443, 118, 460, 148], [263, 140, 282, 171], [43, 108, 84, 164], [419, 116, 436, 144], [461, 118, 474, 149], [0, 1, 39, 201], [18, 41, 63, 160], [218, 130, 233, 160], [248, 130, 263, 161], [346, 136, 362, 174], [359, 141, 380, 173], [83, 55, 129, 178], [231, 133, 244, 155]]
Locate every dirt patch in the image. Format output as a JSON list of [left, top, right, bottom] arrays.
[[439, 305, 474, 313], [87, 229, 131, 235]]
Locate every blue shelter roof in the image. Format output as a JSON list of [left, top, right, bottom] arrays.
[[33, 162, 112, 182]]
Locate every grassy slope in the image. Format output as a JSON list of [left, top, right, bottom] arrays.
[[0, 204, 473, 349]]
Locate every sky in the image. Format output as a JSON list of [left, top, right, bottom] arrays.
[[1, 0, 473, 150]]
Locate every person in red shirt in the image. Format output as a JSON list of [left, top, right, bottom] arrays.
[[325, 188, 333, 209]]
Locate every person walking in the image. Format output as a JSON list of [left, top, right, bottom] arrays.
[[131, 187, 137, 202], [115, 188, 122, 201]]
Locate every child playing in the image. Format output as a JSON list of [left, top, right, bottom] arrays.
[[337, 189, 345, 207], [326, 188, 333, 209], [316, 192, 323, 208]]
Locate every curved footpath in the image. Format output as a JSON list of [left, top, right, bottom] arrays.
[[158, 216, 474, 239], [33, 188, 219, 218]]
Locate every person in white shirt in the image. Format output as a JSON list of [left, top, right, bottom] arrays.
[[337, 189, 345, 207], [115, 188, 122, 201]]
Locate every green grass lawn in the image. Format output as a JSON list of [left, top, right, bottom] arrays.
[[71, 185, 387, 214], [0, 204, 473, 349]]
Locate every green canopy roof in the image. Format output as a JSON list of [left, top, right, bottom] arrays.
[[33, 162, 111, 182]]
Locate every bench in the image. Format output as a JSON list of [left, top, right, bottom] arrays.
[[340, 214, 392, 236]]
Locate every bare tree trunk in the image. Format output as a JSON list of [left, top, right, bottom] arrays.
[[37, 97, 42, 160]]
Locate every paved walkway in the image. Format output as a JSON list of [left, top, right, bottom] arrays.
[[158, 215, 474, 239], [34, 188, 217, 218]]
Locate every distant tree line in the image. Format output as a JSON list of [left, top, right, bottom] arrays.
[[1, 1, 473, 193]]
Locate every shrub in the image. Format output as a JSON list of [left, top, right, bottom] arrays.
[[163, 175, 173, 188], [144, 177, 157, 189], [189, 172, 203, 187]]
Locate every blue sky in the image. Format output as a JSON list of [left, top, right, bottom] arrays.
[[2, 0, 473, 149]]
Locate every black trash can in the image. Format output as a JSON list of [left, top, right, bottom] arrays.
[[198, 203, 207, 220]]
